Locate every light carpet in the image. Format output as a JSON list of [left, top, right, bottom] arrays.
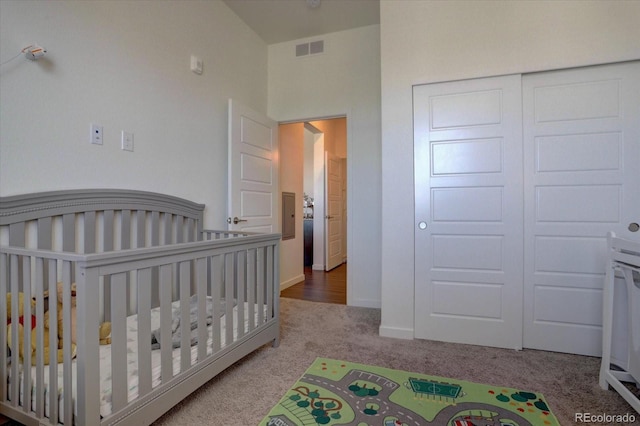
[[154, 298, 638, 426]]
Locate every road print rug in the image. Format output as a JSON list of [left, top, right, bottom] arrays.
[[260, 358, 559, 426]]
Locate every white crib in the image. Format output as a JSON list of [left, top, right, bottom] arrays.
[[0, 189, 281, 425], [600, 231, 640, 413]]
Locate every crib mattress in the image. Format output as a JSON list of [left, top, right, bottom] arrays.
[[11, 300, 268, 423]]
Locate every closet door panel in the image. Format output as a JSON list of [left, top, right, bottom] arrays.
[[523, 61, 640, 356], [414, 74, 524, 350]]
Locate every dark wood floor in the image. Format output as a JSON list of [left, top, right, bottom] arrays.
[[280, 263, 346, 304]]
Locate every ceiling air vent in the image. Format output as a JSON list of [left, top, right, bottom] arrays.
[[295, 40, 324, 58]]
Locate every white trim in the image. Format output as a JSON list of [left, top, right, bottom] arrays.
[[280, 274, 305, 291], [379, 325, 414, 340]]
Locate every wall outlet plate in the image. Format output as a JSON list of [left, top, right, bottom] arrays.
[[90, 124, 103, 145]]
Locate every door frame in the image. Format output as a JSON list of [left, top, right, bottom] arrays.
[[280, 113, 352, 300]]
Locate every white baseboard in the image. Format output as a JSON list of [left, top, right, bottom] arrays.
[[280, 274, 305, 291], [348, 298, 381, 309], [379, 325, 414, 340], [312, 264, 325, 271]]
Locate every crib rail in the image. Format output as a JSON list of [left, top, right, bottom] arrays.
[[0, 188, 205, 253], [1, 231, 280, 426], [599, 232, 640, 414]]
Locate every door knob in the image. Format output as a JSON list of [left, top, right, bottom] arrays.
[[227, 217, 248, 224], [629, 222, 640, 232], [325, 215, 333, 219]]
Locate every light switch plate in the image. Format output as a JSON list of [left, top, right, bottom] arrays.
[[121, 131, 134, 152], [190, 55, 203, 75]]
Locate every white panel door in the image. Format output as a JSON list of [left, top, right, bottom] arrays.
[[228, 99, 279, 233], [414, 75, 524, 349], [523, 61, 640, 356], [325, 151, 343, 271]]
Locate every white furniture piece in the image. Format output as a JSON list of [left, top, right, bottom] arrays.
[[0, 189, 281, 425], [600, 231, 640, 413]]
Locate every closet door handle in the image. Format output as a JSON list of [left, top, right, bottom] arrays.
[[629, 222, 640, 232]]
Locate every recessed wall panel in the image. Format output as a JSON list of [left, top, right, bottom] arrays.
[[432, 138, 503, 175], [536, 133, 621, 173], [240, 153, 272, 184], [433, 187, 502, 222], [536, 185, 620, 223], [430, 90, 502, 129], [433, 235, 503, 271], [329, 239, 341, 257], [241, 191, 272, 218], [535, 236, 606, 275], [328, 218, 341, 237], [432, 281, 502, 319], [241, 116, 272, 150], [534, 286, 602, 326], [534, 80, 620, 123]]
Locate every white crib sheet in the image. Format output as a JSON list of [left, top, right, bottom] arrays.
[[11, 300, 268, 423]]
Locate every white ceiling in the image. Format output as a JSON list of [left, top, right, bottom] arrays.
[[222, 0, 380, 45]]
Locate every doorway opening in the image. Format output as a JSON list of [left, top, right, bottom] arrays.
[[280, 117, 348, 304]]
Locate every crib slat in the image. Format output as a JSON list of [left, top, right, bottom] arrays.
[[33, 258, 45, 418], [76, 264, 101, 426], [120, 210, 133, 314], [273, 241, 280, 346], [196, 258, 207, 361], [267, 245, 274, 320], [137, 268, 153, 396], [47, 261, 58, 424], [225, 253, 234, 346], [237, 250, 246, 338], [257, 248, 265, 325], [9, 255, 20, 409], [111, 272, 128, 411], [179, 261, 191, 372], [247, 249, 256, 332], [21, 258, 32, 412], [211, 255, 222, 352], [159, 264, 173, 382], [62, 265, 74, 424], [0, 253, 7, 403], [8, 255, 20, 407], [103, 210, 115, 321]]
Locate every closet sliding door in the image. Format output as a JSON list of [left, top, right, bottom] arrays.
[[413, 75, 524, 350], [522, 61, 640, 356], [413, 61, 639, 355]]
